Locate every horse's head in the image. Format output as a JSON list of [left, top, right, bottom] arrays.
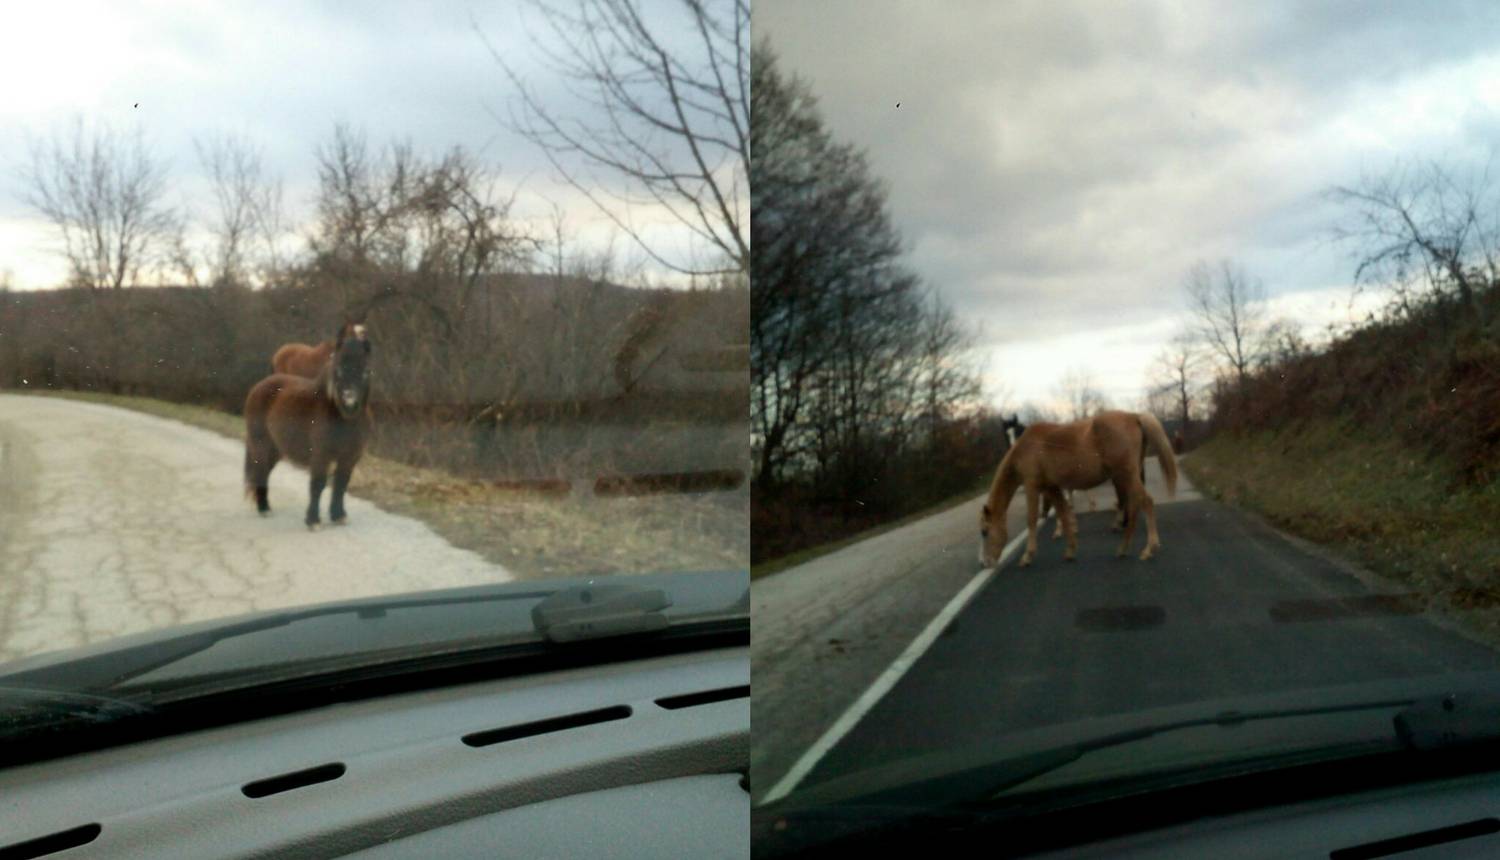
[[328, 323, 372, 418], [978, 501, 1008, 568]]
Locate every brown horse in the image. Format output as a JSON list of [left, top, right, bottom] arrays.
[[270, 324, 365, 378], [1041, 441, 1146, 537], [978, 410, 1177, 568], [245, 324, 372, 529]]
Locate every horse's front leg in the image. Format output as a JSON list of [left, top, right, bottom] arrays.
[[306, 458, 329, 530], [1019, 484, 1040, 567], [329, 459, 355, 525], [1044, 487, 1077, 561]]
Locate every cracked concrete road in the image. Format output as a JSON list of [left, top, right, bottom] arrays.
[[0, 394, 513, 662]]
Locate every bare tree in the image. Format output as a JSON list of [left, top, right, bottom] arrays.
[[1184, 258, 1267, 388], [1258, 316, 1310, 368], [1019, 402, 1060, 425], [484, 0, 749, 276], [1148, 330, 1202, 435], [1327, 159, 1496, 325], [308, 124, 528, 331], [914, 292, 980, 447], [169, 134, 289, 288], [21, 119, 177, 289], [1055, 366, 1107, 421]]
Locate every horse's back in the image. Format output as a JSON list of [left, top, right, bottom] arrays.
[[270, 343, 302, 375], [271, 341, 329, 377]]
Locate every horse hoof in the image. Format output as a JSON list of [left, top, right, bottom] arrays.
[[258, 510, 271, 518], [1019, 555, 1034, 568], [332, 517, 349, 526], [307, 522, 322, 532]]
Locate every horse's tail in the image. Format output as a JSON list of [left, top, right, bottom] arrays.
[[1136, 412, 1178, 498], [243, 444, 255, 501]]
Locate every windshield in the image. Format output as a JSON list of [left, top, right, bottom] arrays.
[[748, 0, 1500, 846], [0, 0, 748, 763]]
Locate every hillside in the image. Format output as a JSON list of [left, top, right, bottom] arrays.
[[1186, 281, 1500, 631]]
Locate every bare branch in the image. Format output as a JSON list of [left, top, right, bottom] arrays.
[[480, 0, 749, 276]]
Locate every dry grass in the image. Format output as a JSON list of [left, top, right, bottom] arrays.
[[25, 389, 748, 580]]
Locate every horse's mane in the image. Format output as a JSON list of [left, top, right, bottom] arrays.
[[315, 356, 337, 403], [986, 441, 1020, 510]]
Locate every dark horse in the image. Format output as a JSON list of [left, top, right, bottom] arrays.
[[244, 323, 372, 528]]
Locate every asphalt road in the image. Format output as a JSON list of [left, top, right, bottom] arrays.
[[750, 456, 1500, 805], [0, 394, 512, 663]]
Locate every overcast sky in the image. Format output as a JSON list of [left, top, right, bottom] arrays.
[[0, 0, 725, 291], [756, 0, 1500, 411]]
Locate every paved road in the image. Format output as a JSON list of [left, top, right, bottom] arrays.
[[750, 456, 1500, 804], [0, 394, 512, 662]]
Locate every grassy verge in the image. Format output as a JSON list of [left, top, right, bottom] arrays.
[[22, 389, 748, 580], [1184, 418, 1500, 642], [751, 481, 987, 581]]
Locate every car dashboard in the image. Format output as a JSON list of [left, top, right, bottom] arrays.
[[1038, 767, 1500, 859], [0, 646, 749, 859]]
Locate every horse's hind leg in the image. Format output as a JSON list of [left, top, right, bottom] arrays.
[[1047, 493, 1064, 539], [1114, 478, 1139, 559], [1137, 489, 1160, 561], [246, 441, 279, 516]]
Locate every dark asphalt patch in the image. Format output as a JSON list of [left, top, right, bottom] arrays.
[[1075, 605, 1167, 632], [1269, 593, 1426, 623]]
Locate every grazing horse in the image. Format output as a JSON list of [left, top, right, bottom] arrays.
[[1009, 413, 1136, 537], [978, 410, 1177, 568], [244, 325, 373, 529], [270, 324, 365, 378]]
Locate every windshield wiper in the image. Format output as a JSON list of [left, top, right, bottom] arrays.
[[531, 582, 673, 642], [0, 589, 553, 695], [0, 685, 156, 731], [781, 697, 1421, 814]]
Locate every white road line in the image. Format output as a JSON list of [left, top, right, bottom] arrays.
[[758, 521, 1037, 806]]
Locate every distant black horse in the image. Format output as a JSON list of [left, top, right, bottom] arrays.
[[244, 323, 372, 529], [1002, 414, 1026, 448]]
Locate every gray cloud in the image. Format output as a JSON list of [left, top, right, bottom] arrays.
[[756, 0, 1500, 401]]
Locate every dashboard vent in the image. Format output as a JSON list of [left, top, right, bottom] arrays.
[[656, 685, 750, 710], [1331, 818, 1500, 859], [462, 705, 632, 748], [0, 823, 101, 860], [242, 763, 347, 799]]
